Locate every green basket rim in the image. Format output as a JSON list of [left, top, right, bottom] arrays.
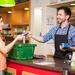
[[14, 44, 37, 47]]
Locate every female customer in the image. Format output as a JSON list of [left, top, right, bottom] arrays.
[[0, 16, 24, 75]]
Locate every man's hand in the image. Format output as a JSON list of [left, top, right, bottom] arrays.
[[27, 31, 32, 38], [60, 45, 68, 52]]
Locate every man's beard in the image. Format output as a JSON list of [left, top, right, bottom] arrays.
[[57, 20, 62, 25], [57, 18, 66, 25]]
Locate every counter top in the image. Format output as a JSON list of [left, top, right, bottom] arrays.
[[7, 56, 75, 74]]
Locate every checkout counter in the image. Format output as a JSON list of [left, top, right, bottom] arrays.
[[6, 56, 75, 75]]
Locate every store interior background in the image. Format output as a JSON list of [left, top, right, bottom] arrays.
[[0, 0, 75, 56]]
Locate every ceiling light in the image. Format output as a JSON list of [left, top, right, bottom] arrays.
[[8, 11, 12, 13], [70, 4, 75, 6], [24, 8, 29, 11], [0, 0, 15, 7]]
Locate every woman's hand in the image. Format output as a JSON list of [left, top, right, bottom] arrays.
[[15, 35, 24, 41]]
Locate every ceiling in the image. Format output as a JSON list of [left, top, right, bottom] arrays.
[[0, 0, 75, 13], [48, 1, 75, 8], [0, 0, 30, 13], [15, 0, 29, 4]]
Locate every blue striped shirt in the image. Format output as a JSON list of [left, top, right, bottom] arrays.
[[43, 25, 75, 46]]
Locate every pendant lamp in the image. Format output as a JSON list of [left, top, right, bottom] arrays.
[[0, 0, 15, 7]]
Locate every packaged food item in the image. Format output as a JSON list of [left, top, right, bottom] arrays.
[[61, 43, 69, 49]]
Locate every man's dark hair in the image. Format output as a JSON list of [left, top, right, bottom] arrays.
[[57, 6, 71, 20]]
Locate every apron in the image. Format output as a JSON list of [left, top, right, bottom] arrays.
[[54, 25, 72, 59]]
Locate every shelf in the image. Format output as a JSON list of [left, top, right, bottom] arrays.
[[11, 24, 29, 27], [3, 28, 11, 31]]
